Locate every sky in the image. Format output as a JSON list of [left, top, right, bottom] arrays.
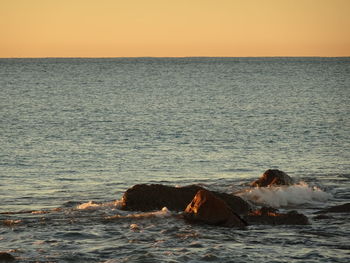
[[1, 0, 349, 57]]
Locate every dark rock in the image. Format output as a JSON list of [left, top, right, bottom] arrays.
[[0, 252, 15, 262], [251, 169, 294, 187], [257, 206, 279, 215], [183, 189, 247, 228], [315, 203, 350, 214], [244, 207, 309, 225], [121, 184, 205, 211], [213, 191, 251, 216], [120, 184, 251, 214]]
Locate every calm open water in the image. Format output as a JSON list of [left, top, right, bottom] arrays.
[[0, 57, 349, 262]]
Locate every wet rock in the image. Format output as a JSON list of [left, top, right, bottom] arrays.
[[183, 189, 247, 228], [121, 184, 251, 214], [315, 203, 350, 214], [256, 206, 279, 215], [213, 192, 251, 216], [0, 252, 15, 262], [244, 206, 309, 225], [121, 184, 205, 211], [251, 169, 294, 187]]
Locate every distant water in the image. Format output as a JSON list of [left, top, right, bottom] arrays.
[[1, 58, 349, 262]]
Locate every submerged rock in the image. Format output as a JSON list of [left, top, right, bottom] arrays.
[[251, 169, 294, 187], [315, 203, 350, 214], [183, 189, 247, 228], [244, 206, 309, 225], [121, 184, 251, 214], [0, 252, 15, 262]]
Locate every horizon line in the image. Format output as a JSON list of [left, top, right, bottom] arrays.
[[1, 55, 350, 59]]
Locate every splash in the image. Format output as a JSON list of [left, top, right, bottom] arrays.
[[77, 201, 102, 210], [130, 223, 140, 231], [77, 200, 123, 210], [149, 207, 172, 217], [238, 182, 332, 208], [106, 207, 172, 220]]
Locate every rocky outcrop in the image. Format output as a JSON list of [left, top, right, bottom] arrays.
[[121, 184, 205, 212], [120, 180, 312, 227], [315, 203, 350, 214], [244, 206, 309, 225], [213, 191, 251, 215], [121, 184, 251, 215], [183, 190, 247, 228], [251, 169, 294, 187]]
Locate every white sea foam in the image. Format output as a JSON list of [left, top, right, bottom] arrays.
[[77, 200, 123, 210], [107, 207, 172, 220], [127, 207, 172, 218], [130, 223, 140, 230], [238, 182, 332, 208], [153, 207, 172, 217], [77, 201, 101, 210]]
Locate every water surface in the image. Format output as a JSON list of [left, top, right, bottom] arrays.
[[1, 57, 349, 262]]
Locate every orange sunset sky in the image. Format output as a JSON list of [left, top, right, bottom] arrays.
[[1, 0, 349, 57]]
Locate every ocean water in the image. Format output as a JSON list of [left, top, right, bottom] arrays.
[[0, 57, 349, 262]]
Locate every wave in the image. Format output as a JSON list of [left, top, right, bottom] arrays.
[[237, 182, 332, 208]]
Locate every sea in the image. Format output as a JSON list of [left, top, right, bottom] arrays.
[[0, 57, 349, 262]]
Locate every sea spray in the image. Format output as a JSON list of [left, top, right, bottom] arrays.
[[106, 207, 172, 220], [238, 182, 332, 208], [77, 201, 101, 210], [77, 200, 123, 210]]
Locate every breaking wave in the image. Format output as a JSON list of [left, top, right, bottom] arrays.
[[237, 182, 332, 208]]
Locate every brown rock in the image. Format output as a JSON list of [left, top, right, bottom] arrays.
[[0, 252, 15, 262], [251, 169, 294, 187], [213, 191, 251, 215], [183, 189, 247, 228], [121, 184, 204, 211], [120, 184, 251, 214], [244, 207, 309, 225]]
